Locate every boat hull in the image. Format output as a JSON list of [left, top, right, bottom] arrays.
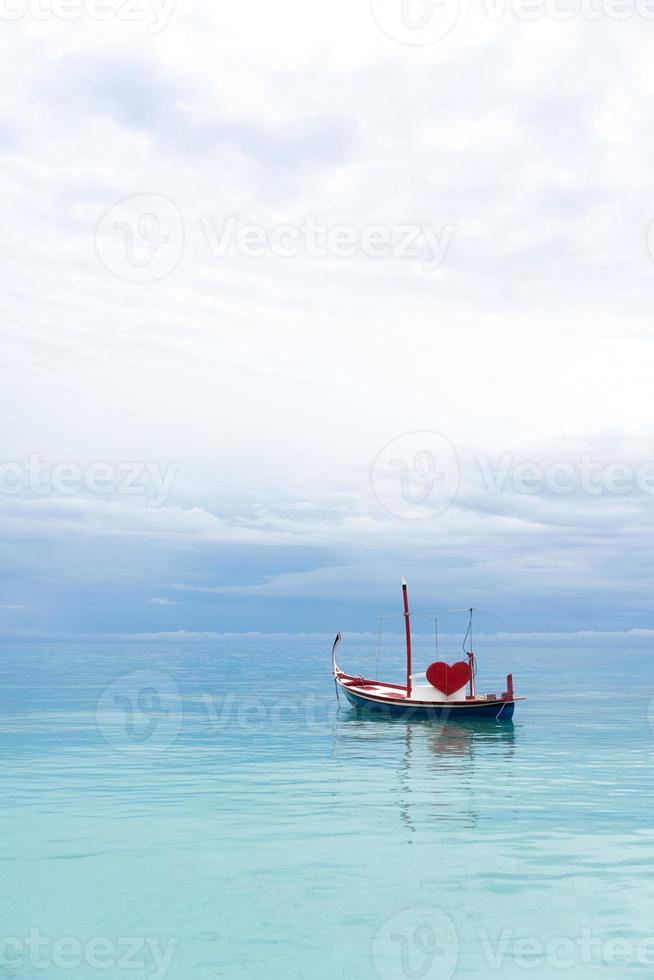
[[341, 685, 516, 721]]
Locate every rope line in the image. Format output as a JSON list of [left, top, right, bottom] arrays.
[[375, 616, 382, 680]]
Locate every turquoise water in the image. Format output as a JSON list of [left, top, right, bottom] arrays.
[[1, 638, 654, 979]]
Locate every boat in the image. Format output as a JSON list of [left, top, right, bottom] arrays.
[[332, 578, 523, 721]]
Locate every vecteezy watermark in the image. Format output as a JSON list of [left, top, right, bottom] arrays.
[[647, 694, 654, 737], [99, 683, 345, 750], [372, 907, 459, 980], [478, 928, 654, 970], [371, 432, 460, 520], [96, 670, 183, 752], [96, 194, 184, 283], [0, 0, 177, 32], [201, 216, 455, 271], [202, 691, 340, 735], [95, 195, 455, 283], [371, 0, 461, 45], [478, 453, 654, 496], [0, 931, 177, 980], [371, 0, 654, 45], [0, 456, 178, 507], [371, 910, 654, 975], [372, 433, 654, 521]]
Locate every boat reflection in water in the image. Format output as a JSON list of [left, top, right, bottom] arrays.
[[331, 710, 517, 832]]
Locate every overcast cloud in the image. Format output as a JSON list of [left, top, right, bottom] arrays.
[[1, 1, 654, 636]]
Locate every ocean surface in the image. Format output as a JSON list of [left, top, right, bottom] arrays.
[[1, 636, 653, 979]]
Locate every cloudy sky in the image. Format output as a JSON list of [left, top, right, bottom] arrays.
[[1, 0, 654, 638]]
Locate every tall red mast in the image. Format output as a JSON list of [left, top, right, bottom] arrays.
[[402, 577, 412, 698]]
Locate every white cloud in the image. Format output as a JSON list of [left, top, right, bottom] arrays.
[[1, 3, 653, 628]]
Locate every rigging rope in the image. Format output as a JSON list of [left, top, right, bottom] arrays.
[[375, 616, 382, 679], [463, 609, 472, 655], [462, 609, 478, 678]]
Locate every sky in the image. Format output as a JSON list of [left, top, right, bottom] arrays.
[[1, 0, 654, 639]]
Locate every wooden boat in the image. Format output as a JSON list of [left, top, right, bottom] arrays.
[[332, 579, 522, 721]]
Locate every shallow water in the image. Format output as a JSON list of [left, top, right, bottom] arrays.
[[1, 638, 653, 979]]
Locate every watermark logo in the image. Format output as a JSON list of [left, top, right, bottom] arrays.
[[372, 906, 459, 980], [371, 0, 461, 44], [0, 456, 178, 507], [96, 201, 455, 282], [371, 431, 460, 520], [0, 931, 177, 980], [203, 691, 339, 735], [372, 0, 654, 43], [96, 194, 184, 283], [0, 0, 177, 32], [478, 927, 654, 970], [371, 913, 654, 974], [96, 670, 183, 752], [202, 216, 455, 271], [372, 435, 654, 521], [647, 694, 654, 738], [479, 453, 654, 496]]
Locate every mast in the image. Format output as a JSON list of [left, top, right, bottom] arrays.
[[402, 577, 412, 698]]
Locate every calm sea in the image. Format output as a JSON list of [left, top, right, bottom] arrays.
[[1, 636, 653, 979]]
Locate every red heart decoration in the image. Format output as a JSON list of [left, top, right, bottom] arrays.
[[426, 660, 471, 696]]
